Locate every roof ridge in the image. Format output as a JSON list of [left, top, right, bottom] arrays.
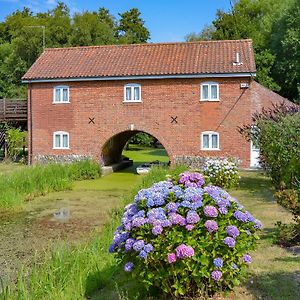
[[44, 39, 253, 51]]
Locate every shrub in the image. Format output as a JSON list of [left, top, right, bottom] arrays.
[[203, 158, 239, 189], [128, 133, 155, 147], [6, 127, 27, 161], [109, 171, 262, 298]]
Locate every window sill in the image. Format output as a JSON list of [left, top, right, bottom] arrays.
[[53, 147, 70, 150], [52, 101, 70, 104], [123, 100, 142, 103], [200, 99, 220, 102], [201, 148, 220, 151]]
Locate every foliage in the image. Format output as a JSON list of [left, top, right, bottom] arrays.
[[109, 171, 262, 298], [117, 8, 150, 44], [239, 102, 299, 189], [128, 133, 155, 147], [0, 3, 150, 98], [0, 159, 101, 207], [5, 127, 27, 161], [186, 0, 300, 102], [203, 158, 239, 189]]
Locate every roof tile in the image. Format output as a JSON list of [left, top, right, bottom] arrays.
[[22, 40, 256, 81]]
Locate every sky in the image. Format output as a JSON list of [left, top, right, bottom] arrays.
[[0, 0, 232, 42]]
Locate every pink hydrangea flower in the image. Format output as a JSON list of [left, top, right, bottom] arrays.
[[167, 253, 177, 264]]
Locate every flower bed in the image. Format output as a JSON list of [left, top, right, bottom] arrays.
[[109, 171, 262, 298]]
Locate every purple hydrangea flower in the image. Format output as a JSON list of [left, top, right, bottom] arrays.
[[219, 206, 228, 215], [175, 244, 195, 259], [226, 225, 240, 238], [233, 211, 248, 222], [245, 211, 255, 222], [139, 250, 148, 260], [152, 225, 163, 235], [125, 238, 135, 251], [204, 220, 218, 233], [161, 219, 172, 227], [144, 244, 154, 253], [167, 253, 177, 264], [242, 254, 252, 264], [185, 224, 194, 231], [186, 210, 200, 224], [232, 263, 238, 270], [166, 202, 177, 212], [204, 205, 219, 218], [254, 219, 263, 229], [223, 237, 236, 248], [124, 262, 134, 272], [132, 240, 145, 252], [213, 258, 223, 268], [132, 217, 146, 228], [169, 213, 186, 226], [211, 270, 222, 281]]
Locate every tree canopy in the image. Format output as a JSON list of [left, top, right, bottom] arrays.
[[186, 0, 299, 103], [0, 2, 150, 98]]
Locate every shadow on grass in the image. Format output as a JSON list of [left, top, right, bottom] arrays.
[[246, 271, 300, 300], [86, 265, 161, 300]]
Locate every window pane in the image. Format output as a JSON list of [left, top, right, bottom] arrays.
[[134, 87, 140, 100], [203, 134, 209, 148], [212, 134, 218, 148], [211, 85, 218, 99], [62, 88, 68, 102], [126, 87, 131, 101], [55, 134, 61, 148], [55, 88, 61, 102], [202, 85, 209, 99], [63, 134, 68, 148]]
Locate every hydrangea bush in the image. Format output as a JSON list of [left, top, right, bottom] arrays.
[[203, 158, 239, 189], [109, 171, 262, 298]]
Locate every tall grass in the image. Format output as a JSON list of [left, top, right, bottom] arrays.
[[0, 166, 186, 300], [0, 160, 101, 207]]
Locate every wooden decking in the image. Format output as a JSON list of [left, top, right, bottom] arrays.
[[0, 99, 27, 122]]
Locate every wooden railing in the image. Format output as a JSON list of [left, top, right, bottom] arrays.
[[0, 99, 27, 122]]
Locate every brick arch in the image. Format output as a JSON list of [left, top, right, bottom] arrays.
[[100, 129, 171, 166]]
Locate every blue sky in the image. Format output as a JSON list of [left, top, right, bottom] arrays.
[[0, 0, 231, 42]]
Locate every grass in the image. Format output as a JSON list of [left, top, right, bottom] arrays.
[[0, 160, 101, 207], [123, 147, 169, 165]]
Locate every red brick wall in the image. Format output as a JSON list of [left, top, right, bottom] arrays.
[[28, 77, 278, 167]]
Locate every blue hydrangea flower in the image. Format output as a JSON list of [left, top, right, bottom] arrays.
[[186, 210, 200, 224], [213, 258, 223, 268], [144, 243, 154, 253], [124, 262, 134, 272], [139, 250, 148, 260], [133, 240, 145, 252]]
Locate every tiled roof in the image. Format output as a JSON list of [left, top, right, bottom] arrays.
[[22, 40, 256, 81]]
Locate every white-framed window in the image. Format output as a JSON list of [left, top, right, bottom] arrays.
[[124, 84, 141, 102], [53, 131, 69, 149], [200, 82, 219, 101], [53, 86, 70, 103], [201, 131, 220, 150]]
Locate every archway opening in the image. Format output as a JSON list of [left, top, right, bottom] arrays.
[[101, 130, 169, 173]]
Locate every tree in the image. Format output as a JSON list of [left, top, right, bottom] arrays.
[[185, 25, 215, 41], [117, 8, 150, 43], [270, 0, 300, 102]]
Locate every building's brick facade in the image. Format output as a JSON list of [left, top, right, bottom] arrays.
[[28, 77, 286, 168]]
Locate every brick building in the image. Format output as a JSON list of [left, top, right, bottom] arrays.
[[22, 40, 288, 168]]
